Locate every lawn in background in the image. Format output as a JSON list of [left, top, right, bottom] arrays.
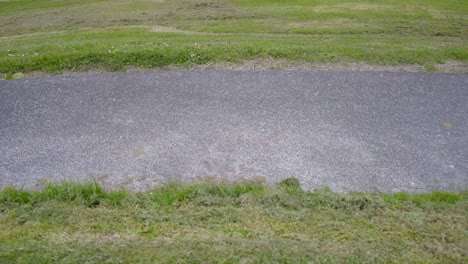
[[0, 0, 467, 74]]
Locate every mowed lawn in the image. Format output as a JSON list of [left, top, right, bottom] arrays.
[[0, 181, 467, 263], [0, 0, 467, 75]]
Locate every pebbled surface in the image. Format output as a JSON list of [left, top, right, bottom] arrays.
[[0, 71, 467, 192]]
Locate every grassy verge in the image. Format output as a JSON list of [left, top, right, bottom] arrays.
[[0, 0, 467, 75], [1, 179, 466, 263]]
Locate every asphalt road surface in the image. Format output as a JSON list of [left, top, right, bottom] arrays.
[[0, 71, 467, 192]]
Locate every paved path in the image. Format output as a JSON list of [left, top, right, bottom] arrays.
[[0, 71, 467, 192]]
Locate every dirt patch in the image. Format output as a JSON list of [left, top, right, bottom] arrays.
[[174, 0, 249, 20], [13, 59, 466, 80], [313, 4, 393, 12], [188, 58, 468, 73], [150, 25, 207, 34], [435, 60, 468, 73], [285, 19, 365, 30]]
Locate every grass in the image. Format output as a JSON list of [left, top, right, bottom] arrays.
[[0, 180, 467, 263], [0, 0, 467, 75]]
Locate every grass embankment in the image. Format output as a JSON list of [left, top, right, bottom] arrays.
[[1, 179, 466, 263], [0, 0, 467, 75]]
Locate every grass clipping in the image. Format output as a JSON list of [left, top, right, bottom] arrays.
[[0, 179, 466, 263]]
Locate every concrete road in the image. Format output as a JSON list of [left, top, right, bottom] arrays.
[[0, 71, 467, 192]]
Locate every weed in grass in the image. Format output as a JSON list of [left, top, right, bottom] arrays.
[[278, 177, 301, 189], [4, 73, 13, 80], [13, 72, 24, 79], [0, 188, 32, 205], [424, 64, 437, 72], [38, 181, 107, 207], [149, 183, 193, 206]]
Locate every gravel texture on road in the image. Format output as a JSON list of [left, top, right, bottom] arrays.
[[0, 71, 467, 192]]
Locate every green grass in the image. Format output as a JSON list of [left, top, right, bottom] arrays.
[[1, 180, 467, 263], [0, 0, 467, 75]]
